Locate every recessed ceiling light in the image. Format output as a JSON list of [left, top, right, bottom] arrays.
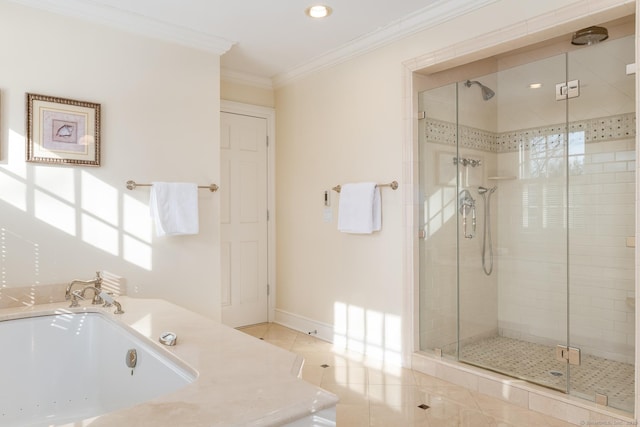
[[529, 83, 543, 89], [306, 5, 332, 19]]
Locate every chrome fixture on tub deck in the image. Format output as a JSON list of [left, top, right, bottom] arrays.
[[71, 285, 124, 314], [65, 271, 104, 306]]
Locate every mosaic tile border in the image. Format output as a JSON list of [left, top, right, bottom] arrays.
[[425, 112, 636, 153]]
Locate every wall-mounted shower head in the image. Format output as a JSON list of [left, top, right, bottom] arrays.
[[465, 80, 495, 101]]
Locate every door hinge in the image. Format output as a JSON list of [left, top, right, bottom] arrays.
[[555, 80, 580, 101], [418, 111, 426, 120], [266, 136, 269, 147], [556, 345, 581, 365], [267, 210, 270, 221], [267, 284, 270, 296]]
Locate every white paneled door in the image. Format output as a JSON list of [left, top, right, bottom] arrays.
[[220, 112, 269, 327]]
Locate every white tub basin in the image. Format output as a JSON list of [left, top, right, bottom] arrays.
[[0, 311, 197, 427]]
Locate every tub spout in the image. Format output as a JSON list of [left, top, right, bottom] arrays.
[[99, 291, 125, 315], [65, 271, 103, 306], [74, 286, 124, 315]]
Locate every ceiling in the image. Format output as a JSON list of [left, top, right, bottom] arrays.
[[10, 0, 496, 87]]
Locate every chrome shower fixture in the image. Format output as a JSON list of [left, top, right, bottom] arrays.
[[477, 185, 497, 276], [571, 26, 608, 46], [477, 185, 496, 195], [453, 157, 482, 167], [458, 189, 476, 239], [464, 80, 495, 101]]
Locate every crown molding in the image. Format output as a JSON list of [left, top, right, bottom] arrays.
[[220, 68, 274, 90], [11, 0, 499, 89], [272, 0, 498, 88], [9, 0, 235, 55]]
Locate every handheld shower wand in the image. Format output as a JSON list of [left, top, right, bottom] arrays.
[[478, 186, 497, 275]]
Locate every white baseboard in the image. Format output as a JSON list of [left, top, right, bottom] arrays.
[[274, 309, 334, 343]]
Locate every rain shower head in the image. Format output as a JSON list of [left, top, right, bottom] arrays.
[[464, 80, 495, 101], [571, 26, 608, 46]]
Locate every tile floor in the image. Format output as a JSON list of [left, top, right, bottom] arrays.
[[238, 323, 577, 427]]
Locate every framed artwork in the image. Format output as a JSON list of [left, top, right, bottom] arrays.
[[26, 93, 101, 166]]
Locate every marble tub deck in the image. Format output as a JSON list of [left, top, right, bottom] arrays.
[[0, 297, 338, 426]]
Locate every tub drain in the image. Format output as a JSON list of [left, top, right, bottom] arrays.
[[549, 370, 563, 377]]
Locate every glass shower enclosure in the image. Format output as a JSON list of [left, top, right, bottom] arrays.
[[418, 33, 636, 412]]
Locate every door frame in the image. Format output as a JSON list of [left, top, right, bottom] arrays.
[[220, 100, 276, 323]]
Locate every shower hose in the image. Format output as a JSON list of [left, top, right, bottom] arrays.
[[481, 192, 494, 276]]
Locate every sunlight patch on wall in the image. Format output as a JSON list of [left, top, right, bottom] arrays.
[[34, 166, 75, 203], [122, 193, 152, 270], [1, 123, 154, 276], [81, 214, 118, 255], [334, 302, 402, 367], [333, 302, 348, 349], [123, 194, 152, 243], [0, 228, 40, 287], [81, 171, 118, 225], [0, 130, 30, 210], [347, 305, 365, 354], [2, 130, 27, 179], [0, 172, 26, 211], [123, 235, 152, 270], [101, 270, 126, 295], [366, 310, 384, 360], [384, 314, 402, 365], [34, 190, 76, 236], [425, 187, 456, 238], [1, 134, 154, 273]]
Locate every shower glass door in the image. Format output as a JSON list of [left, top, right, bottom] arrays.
[[418, 82, 460, 359], [566, 34, 636, 412], [418, 29, 636, 411], [456, 53, 570, 392]]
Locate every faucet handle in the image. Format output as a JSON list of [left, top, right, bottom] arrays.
[[98, 291, 124, 314], [101, 291, 114, 307], [69, 290, 84, 308]]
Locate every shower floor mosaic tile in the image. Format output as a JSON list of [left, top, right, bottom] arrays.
[[458, 336, 635, 412]]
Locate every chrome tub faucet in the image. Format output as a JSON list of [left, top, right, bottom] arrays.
[[71, 285, 124, 315], [65, 271, 103, 306]]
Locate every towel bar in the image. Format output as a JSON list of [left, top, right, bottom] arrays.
[[332, 180, 398, 193], [126, 180, 219, 192]]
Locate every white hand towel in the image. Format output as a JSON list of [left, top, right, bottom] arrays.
[[149, 182, 199, 237], [337, 182, 381, 234]]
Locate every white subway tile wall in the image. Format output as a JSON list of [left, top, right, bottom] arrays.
[[422, 112, 636, 364]]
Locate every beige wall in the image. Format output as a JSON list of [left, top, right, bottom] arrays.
[[275, 41, 413, 363], [0, 2, 221, 319], [221, 80, 274, 108]]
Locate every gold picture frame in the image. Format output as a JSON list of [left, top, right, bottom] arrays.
[[26, 93, 101, 166]]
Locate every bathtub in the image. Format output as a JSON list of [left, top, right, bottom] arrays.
[[0, 310, 197, 427]]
